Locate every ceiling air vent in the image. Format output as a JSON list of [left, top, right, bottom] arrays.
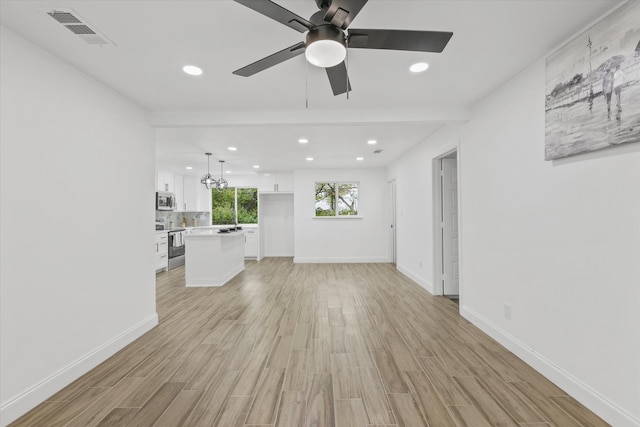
[[46, 9, 114, 46]]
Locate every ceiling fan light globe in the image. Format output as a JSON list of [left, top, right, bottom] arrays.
[[305, 25, 347, 68], [305, 40, 346, 68]]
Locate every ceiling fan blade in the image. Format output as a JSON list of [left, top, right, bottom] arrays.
[[234, 0, 314, 32], [326, 62, 351, 96], [233, 42, 306, 77], [348, 29, 453, 52], [323, 0, 368, 29]]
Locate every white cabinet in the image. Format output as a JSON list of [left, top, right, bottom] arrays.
[[183, 176, 198, 211], [156, 170, 174, 192], [155, 232, 168, 272], [196, 184, 212, 212], [259, 173, 293, 192], [275, 173, 293, 192], [171, 175, 202, 212], [244, 228, 259, 259], [174, 174, 184, 211]]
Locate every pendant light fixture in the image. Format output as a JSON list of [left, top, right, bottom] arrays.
[[216, 160, 228, 192], [200, 153, 217, 189]]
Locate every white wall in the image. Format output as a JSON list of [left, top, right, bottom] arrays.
[[387, 124, 463, 293], [388, 58, 640, 426], [293, 168, 388, 263], [0, 27, 157, 425]]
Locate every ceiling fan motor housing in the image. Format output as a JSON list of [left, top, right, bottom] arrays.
[[314, 0, 332, 10], [306, 25, 345, 47]]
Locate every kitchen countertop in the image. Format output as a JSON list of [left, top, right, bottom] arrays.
[[186, 228, 246, 237], [156, 225, 258, 234]]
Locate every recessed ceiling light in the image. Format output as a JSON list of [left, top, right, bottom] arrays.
[[356, 157, 364, 161], [306, 157, 314, 161], [182, 65, 203, 76], [253, 165, 260, 169], [298, 138, 308, 144], [409, 62, 429, 73], [367, 139, 377, 145], [228, 146, 237, 151], [185, 166, 193, 170], [226, 170, 232, 174]]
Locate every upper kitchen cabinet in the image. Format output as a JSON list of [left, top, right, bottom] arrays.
[[172, 175, 211, 212], [196, 183, 212, 212], [156, 170, 174, 193], [183, 176, 198, 211], [174, 174, 184, 211], [259, 173, 293, 193]]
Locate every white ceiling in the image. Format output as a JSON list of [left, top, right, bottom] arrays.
[[0, 0, 620, 175]]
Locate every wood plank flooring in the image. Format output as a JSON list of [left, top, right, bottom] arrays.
[[10, 258, 609, 426]]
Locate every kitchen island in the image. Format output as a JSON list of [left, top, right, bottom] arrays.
[[184, 228, 245, 287]]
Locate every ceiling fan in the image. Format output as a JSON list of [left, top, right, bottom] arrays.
[[232, 0, 453, 96]]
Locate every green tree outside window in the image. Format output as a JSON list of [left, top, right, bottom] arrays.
[[211, 187, 258, 225], [237, 188, 258, 223], [315, 182, 358, 216]]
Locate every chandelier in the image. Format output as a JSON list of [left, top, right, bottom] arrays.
[[200, 153, 217, 189], [200, 153, 230, 191], [216, 160, 228, 192]]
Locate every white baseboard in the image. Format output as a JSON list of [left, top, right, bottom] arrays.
[[293, 256, 388, 264], [396, 264, 433, 294], [461, 306, 640, 427], [0, 313, 158, 427]]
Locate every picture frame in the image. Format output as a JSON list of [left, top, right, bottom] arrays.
[[545, 1, 640, 160]]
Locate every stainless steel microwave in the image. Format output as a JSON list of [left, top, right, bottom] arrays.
[[156, 192, 176, 211]]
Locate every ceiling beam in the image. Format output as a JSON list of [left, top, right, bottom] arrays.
[[148, 107, 471, 128]]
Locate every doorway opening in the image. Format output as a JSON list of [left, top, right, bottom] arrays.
[[433, 150, 460, 302]]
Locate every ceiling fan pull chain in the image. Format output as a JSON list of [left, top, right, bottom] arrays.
[[305, 58, 309, 109]]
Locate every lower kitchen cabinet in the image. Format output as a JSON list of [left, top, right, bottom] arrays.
[[244, 228, 258, 259], [155, 232, 168, 272]]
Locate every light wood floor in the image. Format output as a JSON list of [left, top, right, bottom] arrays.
[[11, 258, 609, 426]]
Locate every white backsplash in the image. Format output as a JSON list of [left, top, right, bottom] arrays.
[[156, 211, 210, 228]]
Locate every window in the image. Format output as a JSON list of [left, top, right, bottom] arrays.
[[237, 188, 258, 223], [315, 182, 359, 217], [211, 187, 258, 225]]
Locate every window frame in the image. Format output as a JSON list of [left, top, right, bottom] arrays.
[[314, 181, 361, 219], [211, 186, 258, 225]]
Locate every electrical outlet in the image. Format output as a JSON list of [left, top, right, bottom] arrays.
[[504, 304, 512, 320], [419, 261, 422, 268]]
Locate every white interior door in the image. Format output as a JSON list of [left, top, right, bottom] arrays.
[[442, 158, 459, 295]]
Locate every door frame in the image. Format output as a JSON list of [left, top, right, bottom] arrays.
[[388, 179, 397, 265], [432, 147, 462, 299]]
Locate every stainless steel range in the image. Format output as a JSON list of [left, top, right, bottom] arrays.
[[168, 229, 186, 269]]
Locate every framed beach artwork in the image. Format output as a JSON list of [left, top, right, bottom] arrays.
[[545, 1, 640, 160]]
